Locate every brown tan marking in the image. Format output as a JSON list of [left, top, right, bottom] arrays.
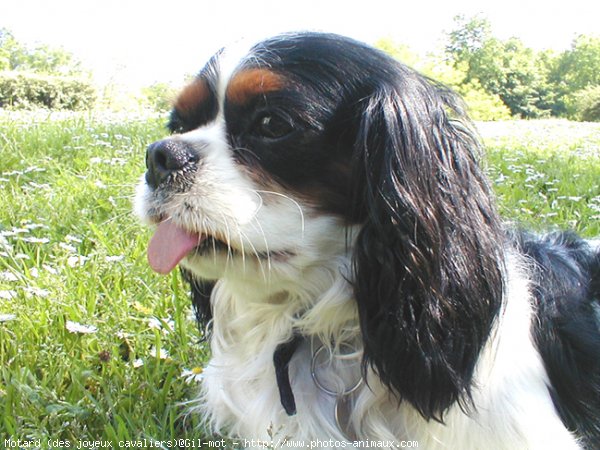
[[174, 78, 210, 116], [226, 69, 285, 104]]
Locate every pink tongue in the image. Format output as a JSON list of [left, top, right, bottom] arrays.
[[148, 220, 202, 274]]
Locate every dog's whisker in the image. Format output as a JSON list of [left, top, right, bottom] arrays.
[[216, 213, 235, 270], [237, 226, 270, 283], [254, 189, 305, 238], [248, 217, 273, 274]]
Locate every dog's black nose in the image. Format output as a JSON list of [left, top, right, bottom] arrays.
[[145, 139, 199, 188]]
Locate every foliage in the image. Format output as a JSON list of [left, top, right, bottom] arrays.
[[445, 14, 492, 66], [0, 29, 95, 111], [420, 58, 511, 121], [442, 16, 600, 120], [140, 82, 177, 112], [458, 81, 512, 121], [373, 42, 511, 121], [374, 38, 421, 69], [565, 85, 600, 122], [548, 35, 600, 118], [445, 16, 555, 118], [0, 28, 85, 76], [0, 71, 96, 110], [379, 15, 560, 120], [0, 28, 18, 70], [550, 35, 600, 93]]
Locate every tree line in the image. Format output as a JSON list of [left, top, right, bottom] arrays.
[[0, 28, 84, 76], [1, 19, 599, 119], [0, 28, 96, 110], [377, 15, 600, 121]]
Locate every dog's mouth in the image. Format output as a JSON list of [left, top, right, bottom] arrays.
[[147, 219, 293, 274]]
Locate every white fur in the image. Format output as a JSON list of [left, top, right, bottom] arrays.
[[179, 250, 581, 449]]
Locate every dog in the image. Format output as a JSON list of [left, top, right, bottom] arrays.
[[135, 32, 600, 449]]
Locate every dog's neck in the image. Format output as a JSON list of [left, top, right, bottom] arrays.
[[208, 253, 359, 345]]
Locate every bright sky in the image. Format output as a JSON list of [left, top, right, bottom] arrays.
[[3, 0, 599, 87]]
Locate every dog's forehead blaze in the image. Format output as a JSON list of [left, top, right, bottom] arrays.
[[174, 78, 210, 116], [226, 68, 285, 104]]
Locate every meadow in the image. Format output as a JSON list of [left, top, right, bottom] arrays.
[[0, 111, 599, 445]]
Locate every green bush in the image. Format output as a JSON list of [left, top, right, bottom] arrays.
[[0, 71, 96, 110], [417, 59, 512, 121], [140, 82, 177, 112], [566, 85, 600, 122], [457, 80, 512, 121]]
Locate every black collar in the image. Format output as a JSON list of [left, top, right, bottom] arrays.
[[273, 335, 302, 415]]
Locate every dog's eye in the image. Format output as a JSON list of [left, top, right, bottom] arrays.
[[253, 114, 294, 139]]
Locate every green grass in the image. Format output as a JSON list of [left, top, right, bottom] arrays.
[[0, 113, 599, 445], [480, 120, 600, 237], [0, 111, 207, 444]]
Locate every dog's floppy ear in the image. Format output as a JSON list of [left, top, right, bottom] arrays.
[[351, 72, 505, 421]]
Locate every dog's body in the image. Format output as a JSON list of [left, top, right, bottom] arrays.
[[135, 33, 600, 449]]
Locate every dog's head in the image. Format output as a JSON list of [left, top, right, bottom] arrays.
[[135, 32, 505, 420]]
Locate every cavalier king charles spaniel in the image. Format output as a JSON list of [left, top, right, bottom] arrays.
[[135, 32, 600, 449]]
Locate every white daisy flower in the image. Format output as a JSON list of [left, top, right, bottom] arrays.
[[181, 367, 204, 384], [24, 223, 49, 231], [66, 320, 98, 334], [149, 346, 169, 360], [67, 255, 88, 268], [21, 237, 50, 244], [105, 255, 124, 263], [132, 358, 144, 368], [23, 287, 50, 298], [0, 271, 19, 282], [0, 291, 17, 300], [59, 242, 77, 253], [42, 264, 58, 275], [148, 317, 174, 334]]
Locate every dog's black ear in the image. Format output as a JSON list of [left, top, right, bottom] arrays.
[[180, 268, 214, 336], [351, 72, 505, 421]]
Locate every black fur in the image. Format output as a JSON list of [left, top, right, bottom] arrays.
[[180, 268, 213, 335], [516, 232, 600, 448], [351, 80, 505, 421]]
